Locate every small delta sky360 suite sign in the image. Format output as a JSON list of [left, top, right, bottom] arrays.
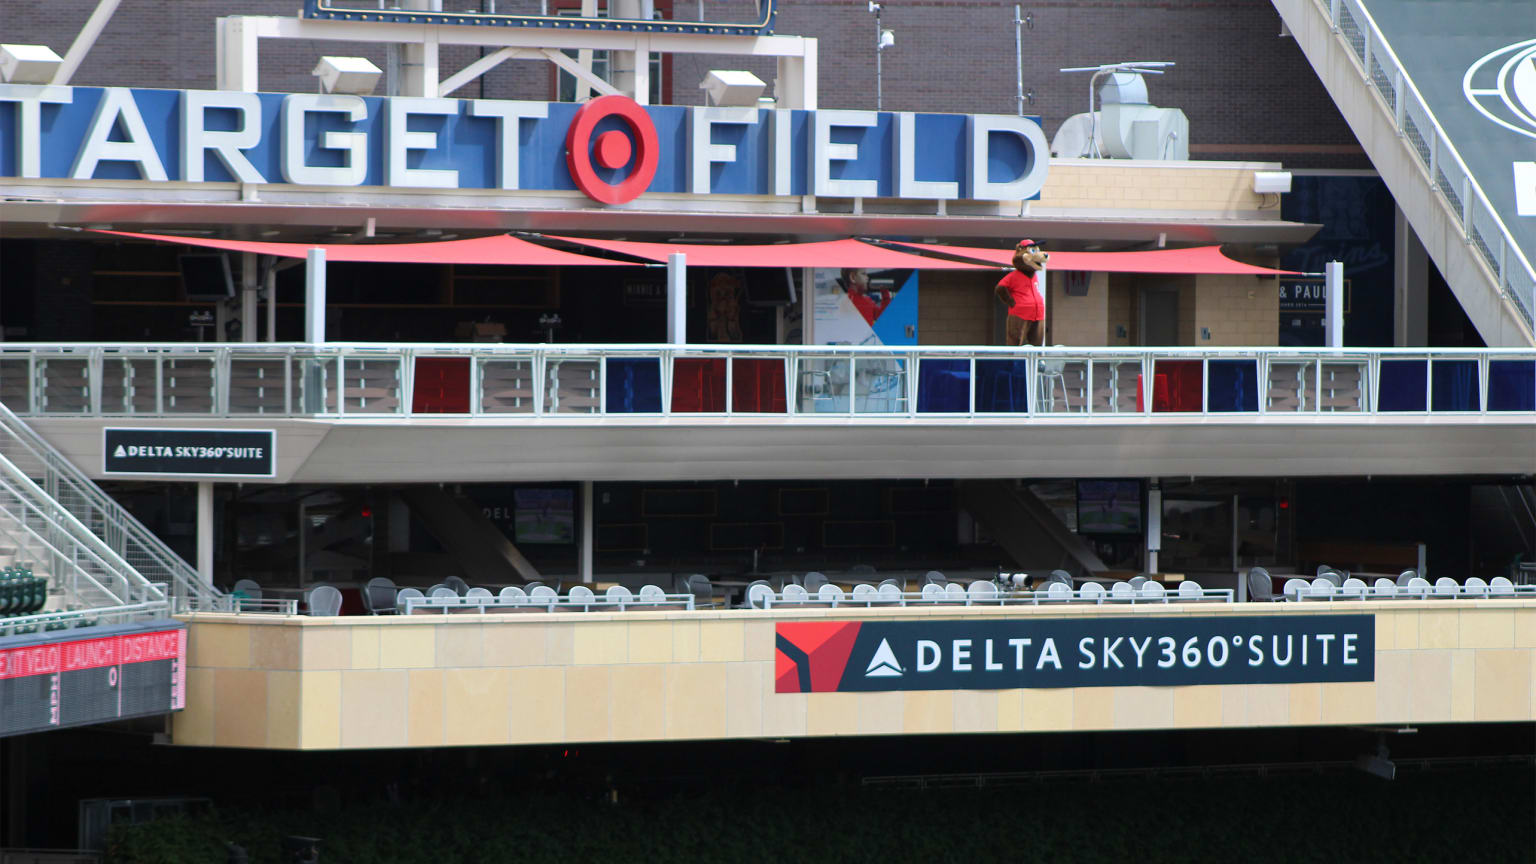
[[103, 428, 276, 478], [775, 616, 1374, 693]]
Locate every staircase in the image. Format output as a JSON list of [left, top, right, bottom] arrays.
[[958, 480, 1108, 578], [0, 402, 218, 617], [1271, 0, 1535, 346], [0, 449, 168, 637]]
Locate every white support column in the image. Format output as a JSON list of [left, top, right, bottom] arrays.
[[241, 253, 258, 343], [1325, 260, 1344, 348], [305, 247, 327, 344], [196, 481, 214, 587], [580, 480, 595, 584], [215, 15, 260, 91], [667, 252, 687, 344], [1145, 481, 1162, 574]]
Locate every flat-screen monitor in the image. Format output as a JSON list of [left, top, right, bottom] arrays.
[[745, 268, 797, 306], [1077, 479, 1143, 535], [179, 253, 235, 301], [514, 487, 575, 544]]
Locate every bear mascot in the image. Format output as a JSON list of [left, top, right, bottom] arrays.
[[994, 239, 1048, 346]]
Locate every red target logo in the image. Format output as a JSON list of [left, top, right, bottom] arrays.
[[565, 95, 660, 205]]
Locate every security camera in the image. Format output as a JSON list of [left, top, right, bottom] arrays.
[[878, 29, 896, 49]]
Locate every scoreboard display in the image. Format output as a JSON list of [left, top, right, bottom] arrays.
[[0, 621, 186, 737]]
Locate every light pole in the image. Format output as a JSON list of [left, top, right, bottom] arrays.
[[870, 2, 894, 111]]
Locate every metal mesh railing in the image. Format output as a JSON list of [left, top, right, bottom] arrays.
[[1325, 0, 1536, 338]]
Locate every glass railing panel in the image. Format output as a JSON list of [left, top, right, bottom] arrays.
[[100, 357, 158, 414], [161, 356, 216, 414], [1318, 360, 1368, 412], [1149, 359, 1202, 412], [974, 359, 1029, 413], [730, 357, 787, 413], [795, 356, 851, 414], [1088, 359, 1141, 414], [671, 357, 726, 412], [228, 356, 288, 415], [36, 356, 91, 414], [339, 357, 402, 414], [410, 356, 471, 414], [478, 357, 536, 414], [1206, 359, 1260, 413], [916, 358, 969, 413], [1430, 359, 1480, 412], [1266, 359, 1313, 412], [604, 357, 662, 414], [545, 357, 601, 414], [1037, 357, 1089, 414], [295, 356, 337, 414], [1487, 359, 1536, 411], [852, 355, 907, 414], [1378, 359, 1428, 412], [0, 357, 30, 413]]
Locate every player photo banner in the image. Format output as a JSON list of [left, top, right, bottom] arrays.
[[774, 615, 1374, 693]]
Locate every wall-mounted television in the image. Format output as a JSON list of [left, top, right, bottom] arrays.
[[179, 253, 235, 301], [1076, 479, 1143, 535]]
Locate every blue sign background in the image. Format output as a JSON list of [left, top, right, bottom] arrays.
[[0, 87, 1036, 199]]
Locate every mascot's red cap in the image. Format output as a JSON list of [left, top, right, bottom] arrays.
[[1017, 238, 1036, 247]]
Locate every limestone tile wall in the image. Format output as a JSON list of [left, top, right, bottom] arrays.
[[918, 272, 998, 347], [1047, 273, 1110, 346], [1040, 165, 1271, 217], [173, 603, 1536, 750], [1193, 274, 1281, 346]]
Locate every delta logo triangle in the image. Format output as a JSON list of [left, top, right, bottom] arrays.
[[864, 638, 904, 678], [113, 445, 126, 458]]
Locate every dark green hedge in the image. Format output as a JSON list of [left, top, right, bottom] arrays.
[[106, 764, 1534, 864]]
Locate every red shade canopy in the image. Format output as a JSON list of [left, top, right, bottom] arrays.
[[541, 235, 993, 270], [882, 241, 1301, 275], [92, 231, 630, 267]]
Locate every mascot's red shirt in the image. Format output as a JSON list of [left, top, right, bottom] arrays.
[[997, 270, 1043, 321]]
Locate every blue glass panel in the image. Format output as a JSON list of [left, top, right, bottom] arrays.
[[1488, 360, 1536, 412], [604, 358, 661, 413], [1205, 360, 1259, 412], [1430, 360, 1479, 411], [974, 359, 1030, 413], [917, 359, 970, 413], [1377, 360, 1427, 411]]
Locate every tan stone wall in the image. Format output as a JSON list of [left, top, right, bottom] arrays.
[[1192, 274, 1281, 346], [173, 603, 1536, 750], [1106, 275, 1137, 346], [1048, 272, 1110, 346], [1040, 163, 1271, 216], [919, 272, 997, 346]]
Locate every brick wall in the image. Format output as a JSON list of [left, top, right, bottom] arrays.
[[9, 1, 1365, 170]]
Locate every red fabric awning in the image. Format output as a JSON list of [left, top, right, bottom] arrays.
[[541, 235, 993, 270], [881, 241, 1301, 275], [92, 231, 631, 267]]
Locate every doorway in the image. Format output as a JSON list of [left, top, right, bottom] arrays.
[[1140, 285, 1179, 346]]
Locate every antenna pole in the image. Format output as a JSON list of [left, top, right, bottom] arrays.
[[1014, 5, 1024, 116]]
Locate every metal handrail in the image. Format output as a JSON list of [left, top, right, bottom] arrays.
[[1325, 0, 1536, 332], [0, 452, 165, 609], [2, 343, 1533, 421], [0, 401, 216, 611]]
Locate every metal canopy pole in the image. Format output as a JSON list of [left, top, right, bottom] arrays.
[[305, 247, 327, 344], [580, 480, 595, 584], [667, 252, 687, 344], [196, 481, 214, 587], [1325, 259, 1344, 348]]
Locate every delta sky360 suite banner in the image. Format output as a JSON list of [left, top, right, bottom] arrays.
[[774, 616, 1374, 693]]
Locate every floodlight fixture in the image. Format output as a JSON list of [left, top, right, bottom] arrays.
[[699, 69, 767, 107], [312, 56, 383, 95], [0, 44, 62, 84]]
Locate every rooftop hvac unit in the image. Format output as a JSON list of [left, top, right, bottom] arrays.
[[1098, 71, 1188, 161]]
